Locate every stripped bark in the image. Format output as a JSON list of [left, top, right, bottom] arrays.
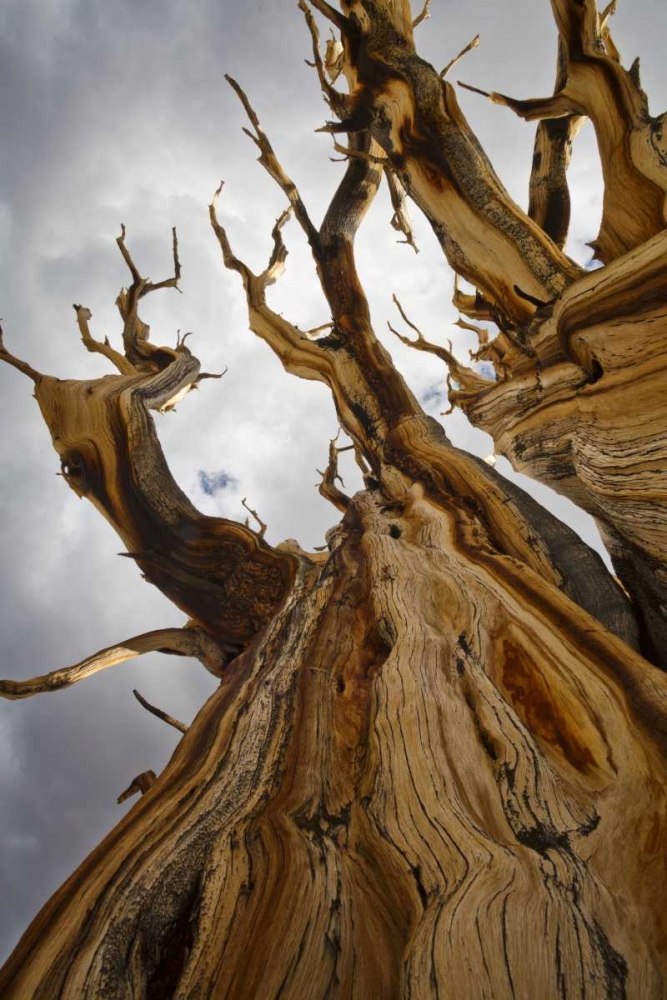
[[441, 230, 667, 667], [1, 2, 666, 997]]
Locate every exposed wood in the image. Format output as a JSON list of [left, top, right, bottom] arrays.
[[133, 689, 188, 734], [1, 1, 667, 997], [0, 627, 226, 700], [460, 0, 667, 262], [317, 433, 352, 511], [526, 40, 584, 250], [440, 33, 480, 79], [117, 770, 157, 805], [442, 229, 667, 667], [320, 0, 584, 325], [2, 484, 665, 998]]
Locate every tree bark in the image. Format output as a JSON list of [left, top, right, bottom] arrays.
[[442, 228, 667, 668], [2, 482, 667, 998], [1, 1, 667, 997]]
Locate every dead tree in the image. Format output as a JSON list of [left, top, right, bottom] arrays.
[[334, 0, 667, 665], [1, 2, 666, 997]]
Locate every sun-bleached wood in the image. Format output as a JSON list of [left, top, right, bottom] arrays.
[[0, 627, 225, 700], [1, 2, 666, 998]]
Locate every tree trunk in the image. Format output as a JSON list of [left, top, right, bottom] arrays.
[[444, 232, 667, 668], [2, 1, 667, 997], [2, 482, 667, 999]]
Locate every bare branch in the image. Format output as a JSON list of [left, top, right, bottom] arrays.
[[304, 0, 348, 31], [195, 366, 228, 386], [412, 0, 432, 29], [298, 0, 348, 115], [0, 323, 42, 383], [115, 225, 184, 371], [242, 497, 267, 539], [389, 295, 494, 396], [0, 627, 225, 701], [116, 223, 142, 284], [72, 304, 136, 375], [209, 182, 252, 283], [386, 171, 419, 252], [331, 141, 387, 165], [209, 184, 331, 384], [317, 432, 351, 512], [457, 81, 579, 121], [452, 276, 497, 322], [225, 75, 320, 250], [133, 689, 188, 734], [117, 769, 157, 805], [440, 34, 480, 78], [145, 227, 182, 294]]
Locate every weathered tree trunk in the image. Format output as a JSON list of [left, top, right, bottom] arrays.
[[444, 233, 667, 668], [2, 1, 667, 997], [2, 477, 667, 997], [330, 0, 667, 663]]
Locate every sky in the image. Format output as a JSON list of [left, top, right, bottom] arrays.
[[1, 0, 665, 964]]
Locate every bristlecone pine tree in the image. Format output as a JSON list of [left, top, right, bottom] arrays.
[[1, 1, 667, 997]]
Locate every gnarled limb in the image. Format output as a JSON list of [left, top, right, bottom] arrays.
[[241, 497, 267, 539], [0, 627, 224, 701], [133, 689, 188, 734], [73, 305, 136, 375], [5, 224, 303, 650], [317, 432, 352, 512], [527, 40, 584, 250], [465, 0, 667, 261], [0, 324, 42, 383], [325, 0, 583, 325], [386, 170, 419, 252], [117, 770, 157, 805], [35, 361, 299, 645], [440, 33, 480, 79], [114, 225, 184, 373]]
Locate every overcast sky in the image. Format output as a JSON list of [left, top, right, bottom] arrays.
[[1, 0, 665, 964]]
